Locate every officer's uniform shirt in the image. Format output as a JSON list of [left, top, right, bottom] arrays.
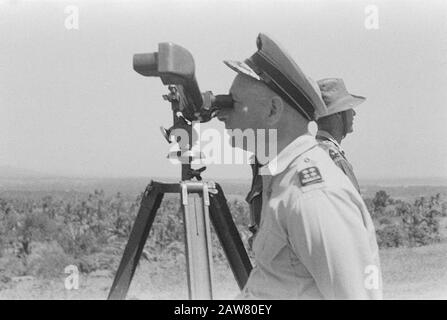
[[316, 130, 361, 193], [238, 134, 382, 300]]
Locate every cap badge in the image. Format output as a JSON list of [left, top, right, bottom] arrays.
[[224, 60, 261, 81]]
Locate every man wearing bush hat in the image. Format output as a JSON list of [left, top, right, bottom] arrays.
[[316, 78, 366, 193], [217, 33, 381, 299]]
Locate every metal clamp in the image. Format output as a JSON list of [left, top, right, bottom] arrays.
[[203, 184, 210, 206], [181, 183, 188, 205]]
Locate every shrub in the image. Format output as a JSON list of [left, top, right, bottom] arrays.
[[397, 198, 441, 247], [75, 251, 120, 273], [378, 217, 393, 225], [26, 242, 72, 278], [0, 255, 27, 278], [372, 190, 393, 216], [376, 224, 405, 248]]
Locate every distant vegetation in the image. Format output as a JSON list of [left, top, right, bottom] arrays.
[[0, 188, 251, 285], [365, 191, 447, 248], [0, 181, 446, 286]]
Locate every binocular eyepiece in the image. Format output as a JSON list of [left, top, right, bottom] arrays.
[[133, 43, 233, 122]]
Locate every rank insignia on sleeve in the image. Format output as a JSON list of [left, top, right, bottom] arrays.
[[298, 167, 323, 186]]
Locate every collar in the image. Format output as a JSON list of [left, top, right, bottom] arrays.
[[248, 153, 258, 165], [316, 130, 345, 154], [259, 133, 318, 176]]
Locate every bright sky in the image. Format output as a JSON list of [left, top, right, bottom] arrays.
[[1, 0, 446, 180]]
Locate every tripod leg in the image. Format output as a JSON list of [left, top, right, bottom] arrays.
[[108, 181, 164, 300], [209, 183, 253, 290], [181, 185, 213, 299]]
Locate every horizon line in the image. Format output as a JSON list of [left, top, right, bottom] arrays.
[[1, 165, 447, 184]]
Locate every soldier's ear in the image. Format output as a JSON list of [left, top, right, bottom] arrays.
[[266, 96, 284, 125]]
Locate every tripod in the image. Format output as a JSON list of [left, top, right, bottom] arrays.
[[107, 87, 253, 300]]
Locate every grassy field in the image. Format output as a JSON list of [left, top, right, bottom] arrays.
[[1, 177, 446, 299], [380, 242, 447, 299], [1, 241, 446, 300]]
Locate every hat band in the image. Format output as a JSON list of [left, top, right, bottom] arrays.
[[246, 52, 315, 120]]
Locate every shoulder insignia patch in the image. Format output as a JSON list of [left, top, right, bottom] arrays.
[[298, 167, 323, 187], [328, 149, 339, 160]]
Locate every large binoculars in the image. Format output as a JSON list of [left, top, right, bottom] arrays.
[[133, 43, 233, 122]]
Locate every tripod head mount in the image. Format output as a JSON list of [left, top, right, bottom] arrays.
[[134, 42, 233, 180]]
